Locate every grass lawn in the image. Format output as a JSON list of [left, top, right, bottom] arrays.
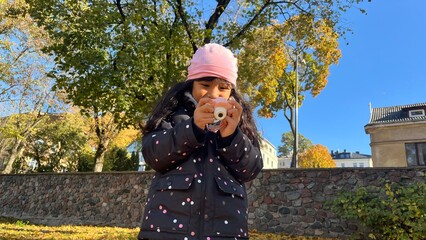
[[0, 217, 336, 240]]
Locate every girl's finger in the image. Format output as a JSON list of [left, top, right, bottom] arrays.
[[227, 107, 242, 122], [229, 99, 243, 111], [198, 97, 213, 107]]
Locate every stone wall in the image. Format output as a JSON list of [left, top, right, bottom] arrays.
[[1, 168, 425, 238]]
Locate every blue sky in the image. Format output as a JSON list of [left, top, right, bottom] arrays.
[[256, 0, 426, 155]]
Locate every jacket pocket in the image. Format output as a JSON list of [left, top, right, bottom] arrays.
[[156, 173, 194, 191], [214, 176, 245, 199], [212, 176, 249, 238], [141, 174, 195, 234]]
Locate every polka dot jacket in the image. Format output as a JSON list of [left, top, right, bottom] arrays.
[[137, 94, 263, 240]]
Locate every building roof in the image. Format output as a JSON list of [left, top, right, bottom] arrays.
[[260, 136, 276, 149], [366, 102, 426, 126], [331, 150, 371, 159]]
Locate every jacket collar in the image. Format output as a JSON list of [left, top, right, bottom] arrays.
[[182, 91, 197, 114]]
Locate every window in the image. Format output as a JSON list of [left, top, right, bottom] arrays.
[[409, 109, 425, 117], [353, 163, 357, 167], [359, 163, 365, 168], [405, 142, 426, 166], [341, 163, 345, 167]]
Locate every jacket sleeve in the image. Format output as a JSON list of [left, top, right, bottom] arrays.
[[142, 117, 203, 173], [217, 128, 263, 182]]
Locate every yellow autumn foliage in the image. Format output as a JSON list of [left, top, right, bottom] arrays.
[[298, 144, 336, 168], [238, 13, 341, 119], [110, 127, 141, 149]]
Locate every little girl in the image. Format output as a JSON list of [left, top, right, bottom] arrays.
[[138, 43, 263, 240]]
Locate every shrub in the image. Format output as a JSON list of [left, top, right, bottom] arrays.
[[14, 220, 29, 227], [327, 182, 426, 240]]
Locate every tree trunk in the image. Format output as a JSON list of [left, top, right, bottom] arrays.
[[0, 138, 13, 171], [0, 158, 4, 171], [2, 138, 24, 174], [93, 137, 110, 172], [290, 129, 297, 168], [288, 107, 297, 168]]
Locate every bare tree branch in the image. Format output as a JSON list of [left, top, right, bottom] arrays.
[[282, 89, 293, 124], [225, 0, 272, 47], [168, 0, 197, 53], [204, 0, 231, 44], [0, 84, 17, 96], [225, 0, 311, 47], [273, 0, 311, 15], [115, 0, 126, 24], [12, 47, 29, 65]]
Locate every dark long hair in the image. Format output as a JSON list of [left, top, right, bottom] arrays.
[[142, 78, 261, 146]]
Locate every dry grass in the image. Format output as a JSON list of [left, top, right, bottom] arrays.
[[0, 217, 336, 240], [0, 217, 135, 240]]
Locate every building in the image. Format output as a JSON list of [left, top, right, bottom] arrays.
[[277, 156, 292, 168], [365, 102, 426, 167], [277, 150, 372, 169], [260, 137, 278, 169], [331, 150, 372, 168], [126, 141, 145, 171]]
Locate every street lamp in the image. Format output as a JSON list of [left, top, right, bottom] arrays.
[[294, 52, 305, 168]]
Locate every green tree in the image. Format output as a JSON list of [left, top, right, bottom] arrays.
[[0, 0, 66, 173], [23, 113, 93, 173], [278, 132, 313, 158], [26, 0, 194, 171], [77, 153, 96, 172], [130, 151, 139, 171], [107, 146, 138, 171], [25, 0, 369, 171]]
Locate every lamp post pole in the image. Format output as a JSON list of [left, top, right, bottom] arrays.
[[293, 51, 305, 168], [295, 55, 299, 168]]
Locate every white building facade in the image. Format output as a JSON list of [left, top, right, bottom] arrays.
[[260, 137, 278, 169], [331, 150, 373, 168], [277, 156, 292, 168]]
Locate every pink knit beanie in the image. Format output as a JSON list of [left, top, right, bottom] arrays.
[[187, 43, 238, 86]]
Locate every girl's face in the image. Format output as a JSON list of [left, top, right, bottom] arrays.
[[192, 78, 233, 102]]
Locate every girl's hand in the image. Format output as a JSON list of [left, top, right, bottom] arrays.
[[219, 99, 242, 138], [193, 97, 215, 130]]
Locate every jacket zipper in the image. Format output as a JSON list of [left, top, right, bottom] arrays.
[[198, 135, 211, 239], [198, 152, 206, 239]]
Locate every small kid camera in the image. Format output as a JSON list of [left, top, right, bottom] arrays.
[[206, 97, 231, 132]]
